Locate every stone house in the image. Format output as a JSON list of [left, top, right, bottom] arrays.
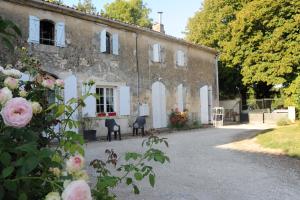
[[0, 0, 219, 137]]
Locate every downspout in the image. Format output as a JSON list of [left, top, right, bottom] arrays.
[[135, 32, 140, 116], [215, 54, 220, 106]]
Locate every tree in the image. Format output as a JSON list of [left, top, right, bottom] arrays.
[[0, 16, 21, 50], [185, 0, 248, 99], [48, 0, 64, 5], [75, 0, 97, 14], [222, 0, 300, 90], [101, 0, 152, 28]]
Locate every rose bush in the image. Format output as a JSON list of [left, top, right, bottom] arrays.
[[0, 47, 169, 200]]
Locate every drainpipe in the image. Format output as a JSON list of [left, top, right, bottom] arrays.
[[135, 32, 140, 116], [215, 54, 220, 107]]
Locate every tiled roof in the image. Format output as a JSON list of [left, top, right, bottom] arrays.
[[7, 0, 218, 54]]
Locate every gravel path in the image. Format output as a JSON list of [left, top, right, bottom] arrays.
[[85, 124, 300, 200]]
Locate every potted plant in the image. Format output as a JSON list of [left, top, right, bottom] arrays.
[[97, 112, 106, 117], [82, 117, 97, 141]]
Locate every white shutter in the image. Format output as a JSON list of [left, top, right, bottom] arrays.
[[208, 86, 213, 122], [82, 83, 96, 117], [153, 44, 160, 62], [100, 29, 107, 53], [112, 33, 119, 55], [55, 22, 65, 47], [119, 86, 130, 115], [177, 51, 185, 66], [177, 84, 184, 112], [28, 16, 40, 44], [200, 85, 209, 124], [64, 75, 78, 132]]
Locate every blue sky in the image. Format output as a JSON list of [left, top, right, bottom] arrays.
[[63, 0, 204, 38]]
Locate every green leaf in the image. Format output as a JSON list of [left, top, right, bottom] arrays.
[[4, 180, 17, 191], [134, 172, 143, 181], [126, 177, 132, 185], [132, 184, 140, 194], [55, 104, 65, 117], [18, 193, 27, 200], [149, 174, 155, 187], [2, 166, 14, 178], [0, 152, 11, 166]]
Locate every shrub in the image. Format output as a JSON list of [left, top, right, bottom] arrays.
[[169, 108, 189, 128]]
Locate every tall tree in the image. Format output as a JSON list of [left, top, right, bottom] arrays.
[[75, 0, 97, 14], [186, 0, 248, 99], [222, 0, 300, 88], [101, 0, 152, 28]]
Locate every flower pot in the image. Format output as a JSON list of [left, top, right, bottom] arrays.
[[83, 130, 97, 141], [97, 113, 106, 117], [108, 112, 116, 117]]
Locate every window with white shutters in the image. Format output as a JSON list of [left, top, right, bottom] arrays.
[[152, 43, 161, 63], [176, 50, 185, 67], [96, 87, 115, 113]]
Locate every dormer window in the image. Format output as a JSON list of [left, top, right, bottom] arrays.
[[40, 19, 55, 45]]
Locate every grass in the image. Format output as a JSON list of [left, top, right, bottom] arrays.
[[256, 122, 300, 158]]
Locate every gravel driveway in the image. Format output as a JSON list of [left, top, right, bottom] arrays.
[[85, 124, 300, 200]]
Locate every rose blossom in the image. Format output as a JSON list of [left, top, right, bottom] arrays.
[[4, 77, 19, 90], [55, 79, 64, 88], [61, 180, 92, 200], [0, 87, 13, 105], [45, 192, 61, 200], [3, 69, 22, 78], [31, 101, 42, 114], [42, 79, 55, 90], [1, 97, 33, 128], [19, 89, 28, 97], [66, 154, 84, 173]]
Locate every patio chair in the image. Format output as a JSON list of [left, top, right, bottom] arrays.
[[105, 119, 121, 142], [133, 116, 146, 136]]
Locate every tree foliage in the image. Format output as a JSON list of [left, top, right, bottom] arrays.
[[186, 0, 300, 102], [74, 0, 97, 14], [101, 0, 152, 28], [222, 0, 300, 87], [0, 16, 21, 51]]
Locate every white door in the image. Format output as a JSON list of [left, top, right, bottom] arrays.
[[152, 81, 167, 128], [200, 85, 212, 124]]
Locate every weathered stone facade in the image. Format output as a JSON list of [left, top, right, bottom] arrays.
[[0, 0, 218, 137]]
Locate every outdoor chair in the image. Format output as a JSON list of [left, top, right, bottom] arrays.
[[132, 116, 146, 136], [105, 119, 121, 142]]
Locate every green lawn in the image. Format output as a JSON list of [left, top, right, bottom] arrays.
[[256, 123, 300, 158]]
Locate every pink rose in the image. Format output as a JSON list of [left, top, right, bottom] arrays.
[[4, 77, 19, 90], [61, 180, 92, 200], [1, 97, 33, 128], [66, 155, 84, 173], [0, 87, 13, 105], [55, 79, 64, 88], [42, 79, 55, 90]]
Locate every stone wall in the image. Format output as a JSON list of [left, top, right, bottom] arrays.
[[0, 0, 218, 137]]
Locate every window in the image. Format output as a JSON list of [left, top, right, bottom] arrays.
[[40, 20, 55, 45], [105, 32, 111, 53], [176, 50, 185, 67], [96, 87, 115, 113], [152, 43, 161, 62]]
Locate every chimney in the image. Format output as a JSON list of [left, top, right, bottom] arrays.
[[152, 12, 165, 34]]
